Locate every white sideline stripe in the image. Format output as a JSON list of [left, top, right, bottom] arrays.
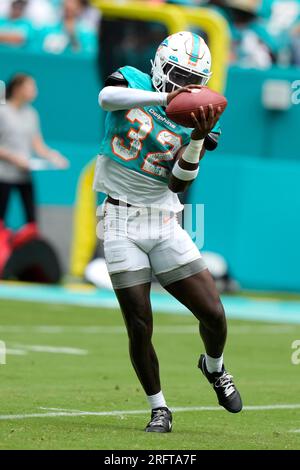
[[289, 429, 300, 433], [1, 404, 300, 421]]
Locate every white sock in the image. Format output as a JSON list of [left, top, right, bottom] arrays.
[[205, 353, 224, 373], [147, 391, 167, 410]]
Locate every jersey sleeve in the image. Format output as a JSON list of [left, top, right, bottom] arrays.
[[104, 70, 128, 87], [204, 121, 221, 151]]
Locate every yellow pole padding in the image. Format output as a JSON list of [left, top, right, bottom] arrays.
[[70, 160, 97, 277], [92, 1, 187, 34]]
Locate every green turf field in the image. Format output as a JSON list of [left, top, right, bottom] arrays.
[[0, 298, 299, 450]]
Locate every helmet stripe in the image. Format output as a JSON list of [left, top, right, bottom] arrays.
[[188, 33, 201, 66]]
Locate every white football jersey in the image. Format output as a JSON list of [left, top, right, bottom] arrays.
[[93, 155, 183, 213]]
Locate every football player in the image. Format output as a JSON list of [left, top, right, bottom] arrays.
[[94, 31, 242, 433]]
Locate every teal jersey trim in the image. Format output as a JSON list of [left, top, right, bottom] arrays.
[[211, 120, 221, 135]]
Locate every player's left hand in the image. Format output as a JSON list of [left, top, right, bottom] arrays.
[[191, 104, 222, 140], [49, 150, 69, 169], [167, 84, 203, 105]]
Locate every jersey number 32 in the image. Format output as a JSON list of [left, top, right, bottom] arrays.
[[111, 108, 182, 179]]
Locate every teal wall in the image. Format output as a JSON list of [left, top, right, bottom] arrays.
[[1, 49, 299, 290], [220, 66, 299, 160], [189, 154, 300, 291]]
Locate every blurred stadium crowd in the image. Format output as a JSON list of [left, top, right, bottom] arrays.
[[0, 0, 300, 67], [0, 0, 100, 55]]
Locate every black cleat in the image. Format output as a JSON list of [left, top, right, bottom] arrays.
[[198, 354, 243, 413], [145, 407, 173, 433]]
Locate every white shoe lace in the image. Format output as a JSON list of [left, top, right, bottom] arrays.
[[150, 409, 169, 427], [214, 372, 235, 397]]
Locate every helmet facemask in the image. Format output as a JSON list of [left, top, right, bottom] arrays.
[[163, 62, 210, 93], [151, 57, 211, 93]]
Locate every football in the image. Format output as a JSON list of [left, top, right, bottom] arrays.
[[166, 87, 228, 128]]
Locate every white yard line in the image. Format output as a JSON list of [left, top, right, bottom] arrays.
[[5, 343, 88, 356], [5, 348, 28, 356], [1, 404, 300, 421], [42, 404, 300, 413], [39, 407, 87, 413], [12, 344, 88, 355], [0, 325, 297, 335]]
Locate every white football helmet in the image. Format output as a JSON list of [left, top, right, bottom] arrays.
[[151, 31, 212, 93]]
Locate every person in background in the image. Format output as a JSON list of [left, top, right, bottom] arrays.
[[207, 0, 275, 68], [79, 0, 101, 31], [25, 0, 58, 27], [261, 0, 300, 66], [40, 0, 97, 55], [0, 0, 34, 50], [0, 74, 68, 242], [0, 0, 10, 17], [291, 21, 300, 65]]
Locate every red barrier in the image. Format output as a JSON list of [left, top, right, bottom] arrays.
[[0, 223, 61, 284]]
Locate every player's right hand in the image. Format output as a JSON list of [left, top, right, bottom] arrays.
[[167, 85, 203, 105], [191, 104, 222, 140]]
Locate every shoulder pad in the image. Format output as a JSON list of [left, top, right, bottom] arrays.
[[105, 71, 128, 87]]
